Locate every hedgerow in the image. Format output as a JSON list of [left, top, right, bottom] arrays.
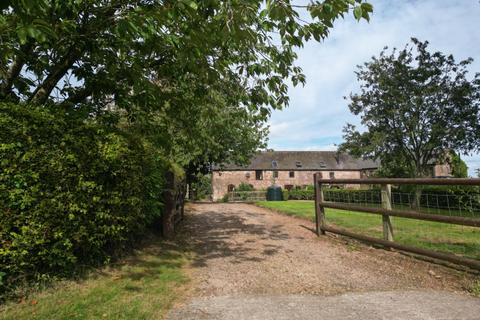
[[0, 103, 168, 298], [283, 185, 480, 213]]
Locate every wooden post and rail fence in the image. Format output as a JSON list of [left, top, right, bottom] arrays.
[[313, 175, 480, 270], [161, 170, 186, 239]]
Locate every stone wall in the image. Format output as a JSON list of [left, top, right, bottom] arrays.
[[433, 164, 452, 177], [211, 170, 362, 201]]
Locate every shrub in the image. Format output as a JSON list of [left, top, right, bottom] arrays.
[[394, 185, 480, 212], [288, 188, 314, 200], [221, 194, 229, 202], [0, 103, 167, 298], [191, 174, 212, 200], [283, 184, 480, 214], [237, 182, 254, 192]]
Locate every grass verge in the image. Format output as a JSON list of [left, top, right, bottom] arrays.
[[256, 200, 480, 260], [0, 236, 190, 320]]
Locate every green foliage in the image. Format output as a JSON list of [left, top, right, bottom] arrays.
[[0, 0, 372, 171], [0, 236, 190, 319], [282, 186, 480, 213], [472, 280, 480, 297], [393, 185, 480, 213], [221, 194, 229, 203], [0, 103, 166, 299], [190, 174, 212, 201], [0, 0, 373, 300], [237, 183, 255, 192], [449, 151, 468, 178], [341, 38, 480, 177], [287, 188, 314, 200]]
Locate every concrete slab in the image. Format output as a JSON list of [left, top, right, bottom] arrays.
[[168, 291, 480, 320]]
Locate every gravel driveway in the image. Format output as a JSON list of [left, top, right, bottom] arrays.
[[167, 203, 479, 320]]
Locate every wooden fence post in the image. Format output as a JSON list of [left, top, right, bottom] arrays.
[[381, 184, 394, 242], [314, 173, 326, 235], [162, 171, 175, 239]]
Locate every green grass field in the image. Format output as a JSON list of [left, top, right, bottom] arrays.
[[0, 237, 190, 320], [256, 200, 480, 260]]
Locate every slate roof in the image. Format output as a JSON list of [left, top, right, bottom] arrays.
[[213, 151, 379, 171]]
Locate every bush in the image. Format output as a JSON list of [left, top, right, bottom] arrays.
[[323, 188, 381, 204], [237, 182, 254, 192], [283, 184, 480, 213], [191, 174, 212, 200], [394, 185, 480, 212], [287, 188, 314, 200], [0, 103, 168, 298], [221, 194, 229, 202]]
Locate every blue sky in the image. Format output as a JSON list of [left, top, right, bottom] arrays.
[[267, 0, 480, 176]]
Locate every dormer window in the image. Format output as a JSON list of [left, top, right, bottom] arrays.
[[272, 160, 278, 169], [319, 161, 326, 168], [295, 161, 302, 168]]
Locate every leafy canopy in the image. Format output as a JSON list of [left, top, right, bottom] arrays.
[[0, 0, 373, 168], [341, 38, 480, 177]]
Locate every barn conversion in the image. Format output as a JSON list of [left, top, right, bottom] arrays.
[[211, 151, 379, 201], [211, 150, 453, 201]]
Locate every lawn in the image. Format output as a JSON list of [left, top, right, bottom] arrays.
[[0, 237, 190, 320], [256, 200, 480, 260]]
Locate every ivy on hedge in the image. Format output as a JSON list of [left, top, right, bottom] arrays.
[[0, 103, 169, 297]]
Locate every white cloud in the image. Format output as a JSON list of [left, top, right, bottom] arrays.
[[268, 0, 480, 176]]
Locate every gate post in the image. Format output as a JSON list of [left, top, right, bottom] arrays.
[[381, 184, 394, 242], [162, 171, 175, 239], [314, 173, 326, 236]]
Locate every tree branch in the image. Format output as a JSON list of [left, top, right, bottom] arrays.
[[0, 42, 33, 99], [59, 85, 94, 109], [28, 46, 84, 105]]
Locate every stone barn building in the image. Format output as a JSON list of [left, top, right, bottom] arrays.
[[211, 150, 454, 201], [211, 151, 378, 201]]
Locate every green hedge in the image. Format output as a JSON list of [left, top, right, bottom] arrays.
[[286, 188, 314, 200], [283, 185, 480, 213], [0, 103, 168, 297], [393, 185, 480, 211]]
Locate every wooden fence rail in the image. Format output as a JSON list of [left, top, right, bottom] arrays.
[[314, 175, 480, 270]]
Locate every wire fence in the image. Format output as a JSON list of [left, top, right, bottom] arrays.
[[321, 187, 480, 262], [228, 191, 266, 202], [322, 189, 480, 217]]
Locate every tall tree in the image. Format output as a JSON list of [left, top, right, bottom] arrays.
[[0, 0, 373, 169], [341, 38, 480, 178]]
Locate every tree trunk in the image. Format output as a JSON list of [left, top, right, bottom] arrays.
[[411, 186, 422, 209]]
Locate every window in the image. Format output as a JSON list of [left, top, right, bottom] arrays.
[[284, 184, 294, 191], [295, 161, 302, 167], [255, 170, 263, 180], [227, 184, 235, 192], [319, 161, 326, 168], [329, 172, 335, 179], [289, 171, 295, 178], [272, 160, 278, 169], [273, 170, 278, 178]]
